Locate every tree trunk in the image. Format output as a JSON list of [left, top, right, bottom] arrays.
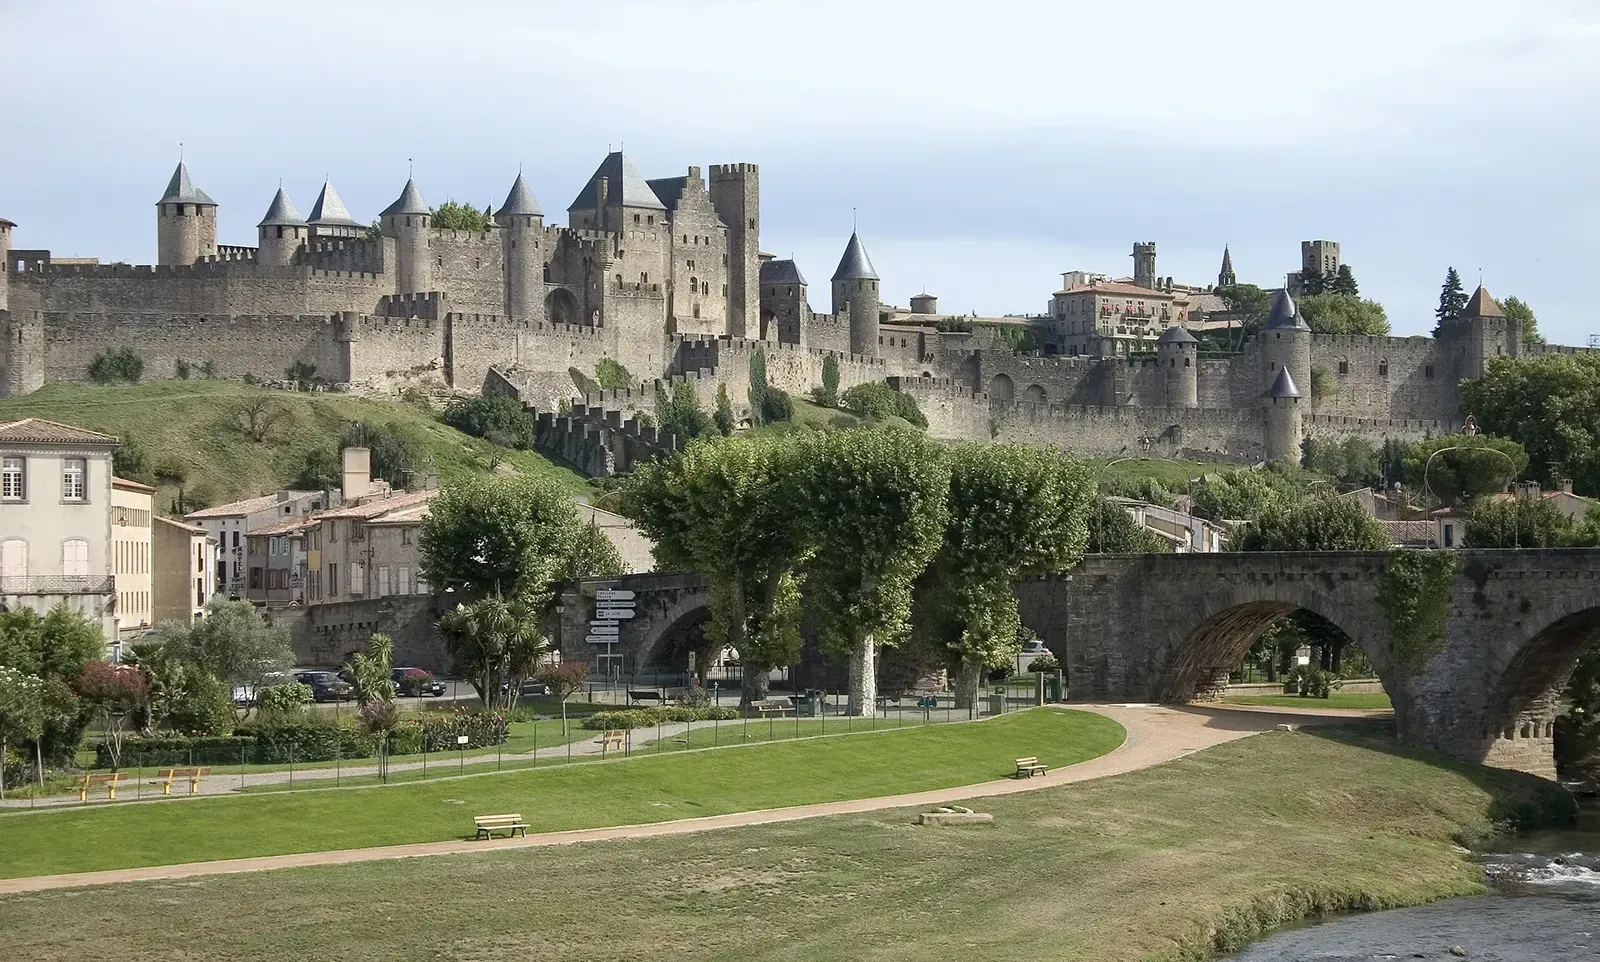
[[741, 664, 770, 707], [846, 633, 876, 716], [1331, 640, 1344, 674], [1, 737, 7, 800], [953, 661, 982, 710]]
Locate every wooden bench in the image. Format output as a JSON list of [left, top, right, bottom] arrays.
[[157, 766, 212, 795], [473, 813, 529, 840], [596, 729, 626, 753], [627, 690, 667, 705], [78, 772, 124, 801], [751, 698, 795, 717], [1014, 756, 1048, 779]]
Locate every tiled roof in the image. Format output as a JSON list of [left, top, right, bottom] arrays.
[[184, 491, 319, 520], [0, 418, 120, 446], [760, 258, 807, 286], [307, 180, 362, 228], [366, 500, 432, 524], [831, 231, 878, 281], [1463, 285, 1505, 319], [1054, 281, 1176, 298], [317, 489, 436, 520], [496, 172, 543, 218], [381, 178, 429, 217], [257, 187, 306, 228], [1380, 520, 1435, 546], [1156, 325, 1197, 345], [248, 516, 318, 536], [154, 515, 208, 535], [569, 152, 666, 212], [1269, 367, 1301, 399], [1264, 289, 1309, 331], [112, 476, 156, 492]]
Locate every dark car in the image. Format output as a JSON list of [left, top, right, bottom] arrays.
[[391, 668, 447, 697], [294, 671, 354, 702]]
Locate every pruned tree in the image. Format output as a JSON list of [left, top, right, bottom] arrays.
[[235, 396, 285, 443]]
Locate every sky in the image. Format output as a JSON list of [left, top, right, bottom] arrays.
[[2, 0, 1598, 342]]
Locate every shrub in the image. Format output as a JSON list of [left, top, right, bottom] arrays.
[[293, 447, 340, 490], [580, 705, 737, 730], [285, 361, 318, 389], [99, 734, 255, 768], [257, 681, 312, 715], [340, 421, 428, 489], [164, 673, 238, 735], [841, 383, 925, 427], [410, 707, 510, 752], [596, 358, 632, 391], [1284, 665, 1340, 699], [1027, 653, 1061, 673], [153, 455, 189, 485], [113, 434, 157, 486], [88, 348, 143, 384], [441, 394, 535, 448], [394, 668, 436, 697], [236, 715, 376, 763]]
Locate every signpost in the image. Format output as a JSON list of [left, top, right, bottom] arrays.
[[589, 587, 637, 683]]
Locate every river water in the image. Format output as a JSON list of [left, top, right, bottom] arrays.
[[1228, 804, 1600, 961]]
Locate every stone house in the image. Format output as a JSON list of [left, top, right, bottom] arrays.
[[151, 515, 213, 626], [185, 489, 333, 598], [243, 515, 315, 607]]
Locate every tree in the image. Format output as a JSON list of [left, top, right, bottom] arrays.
[[431, 200, 491, 232], [817, 354, 841, 408], [1189, 468, 1302, 522], [72, 662, 149, 771], [293, 446, 342, 490], [341, 421, 428, 489], [1086, 498, 1169, 553], [126, 639, 234, 734], [1296, 294, 1389, 336], [1400, 433, 1527, 507], [1299, 270, 1326, 296], [595, 358, 632, 391], [1463, 495, 1592, 548], [150, 597, 293, 703], [1230, 494, 1389, 552], [748, 350, 771, 426], [234, 396, 285, 443], [840, 383, 927, 428], [345, 633, 395, 708], [113, 433, 156, 486], [797, 430, 951, 715], [0, 668, 46, 799], [439, 593, 548, 708], [1434, 267, 1468, 334], [564, 518, 627, 581], [622, 434, 812, 705], [1500, 295, 1543, 347], [1215, 284, 1273, 335], [442, 394, 535, 449], [1302, 436, 1381, 489], [713, 383, 735, 437], [0, 603, 106, 681], [87, 347, 143, 384], [284, 361, 318, 389], [1463, 353, 1600, 495], [922, 444, 1093, 706], [656, 379, 715, 441], [534, 660, 589, 702], [1329, 264, 1359, 297]]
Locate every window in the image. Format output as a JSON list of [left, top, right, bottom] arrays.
[[1443, 523, 1455, 548], [415, 574, 430, 595], [2, 539, 27, 579], [328, 563, 339, 595], [62, 538, 89, 577], [1337, 361, 1349, 375], [62, 458, 86, 501], [1424, 365, 1435, 379], [377, 566, 391, 597], [249, 567, 262, 590], [1378, 360, 1389, 376], [231, 530, 239, 549], [633, 213, 640, 224], [401, 528, 412, 546], [350, 562, 365, 595], [397, 565, 412, 595]]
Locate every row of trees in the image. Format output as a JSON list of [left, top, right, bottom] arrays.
[[623, 431, 1093, 713]]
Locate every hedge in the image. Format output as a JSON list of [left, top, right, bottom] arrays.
[[101, 710, 511, 767], [580, 706, 738, 731], [96, 735, 256, 768]]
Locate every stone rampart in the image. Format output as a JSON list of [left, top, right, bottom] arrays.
[[533, 402, 678, 477]]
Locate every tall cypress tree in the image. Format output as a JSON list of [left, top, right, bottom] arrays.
[[747, 349, 770, 425], [1330, 264, 1359, 296], [1434, 267, 1467, 333]]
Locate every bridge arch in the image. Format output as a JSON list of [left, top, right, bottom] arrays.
[[1023, 384, 1048, 404], [1481, 585, 1600, 739], [631, 590, 710, 671]]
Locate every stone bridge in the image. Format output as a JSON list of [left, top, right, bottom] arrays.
[[560, 550, 1600, 778]]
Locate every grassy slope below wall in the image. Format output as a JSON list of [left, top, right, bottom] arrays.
[[0, 381, 591, 508], [0, 728, 1572, 962]]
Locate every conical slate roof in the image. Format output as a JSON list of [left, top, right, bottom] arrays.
[[496, 172, 543, 218], [308, 180, 362, 227], [831, 231, 878, 281], [568, 152, 665, 212], [257, 188, 305, 228], [1269, 366, 1301, 399], [1156, 325, 1197, 345], [1220, 246, 1234, 273], [1264, 289, 1308, 331], [157, 161, 216, 206], [381, 178, 429, 217], [1463, 284, 1505, 319]]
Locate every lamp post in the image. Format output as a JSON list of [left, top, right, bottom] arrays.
[[1422, 444, 1521, 547], [1094, 455, 1190, 553]]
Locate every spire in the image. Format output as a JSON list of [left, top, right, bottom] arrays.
[[156, 161, 216, 207], [1264, 288, 1308, 331], [381, 178, 429, 217], [1269, 366, 1301, 399], [307, 180, 362, 228], [496, 172, 543, 219], [831, 230, 878, 281], [1220, 245, 1233, 274], [256, 187, 305, 228], [1462, 284, 1506, 319]]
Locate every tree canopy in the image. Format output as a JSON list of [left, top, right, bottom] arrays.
[[0, 604, 105, 682], [1190, 467, 1305, 522], [1434, 267, 1467, 334], [1462, 353, 1600, 495], [431, 200, 491, 232], [1464, 497, 1600, 549], [1215, 284, 1272, 334], [1400, 433, 1527, 507], [1500, 296, 1542, 347], [150, 596, 293, 691], [1230, 494, 1389, 552], [1086, 498, 1170, 553], [1296, 293, 1389, 336]]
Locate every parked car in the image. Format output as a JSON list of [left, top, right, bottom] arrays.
[[391, 668, 447, 697], [1020, 639, 1047, 656], [230, 672, 290, 706], [294, 670, 354, 702], [499, 679, 552, 697]]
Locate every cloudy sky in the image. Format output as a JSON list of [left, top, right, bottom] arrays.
[[3, 0, 1597, 341]]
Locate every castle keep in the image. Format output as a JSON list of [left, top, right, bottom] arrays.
[[2, 158, 1588, 467]]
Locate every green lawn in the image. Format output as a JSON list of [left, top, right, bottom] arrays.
[[0, 727, 1571, 962], [1090, 456, 1238, 491], [0, 709, 1124, 878], [0, 380, 591, 509], [1222, 692, 1394, 711]]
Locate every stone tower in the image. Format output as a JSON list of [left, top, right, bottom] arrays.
[[256, 188, 306, 269], [1456, 284, 1512, 379], [1265, 366, 1303, 462], [496, 172, 545, 322], [1261, 289, 1311, 406], [380, 178, 432, 296], [155, 161, 218, 266], [709, 164, 760, 339], [831, 231, 880, 357], [1156, 325, 1199, 408], [0, 216, 12, 312], [1218, 246, 1236, 288], [1132, 242, 1157, 289]]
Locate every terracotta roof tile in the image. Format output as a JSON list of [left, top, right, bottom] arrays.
[[1053, 281, 1177, 299], [0, 418, 120, 445], [184, 491, 319, 520], [316, 489, 436, 520]]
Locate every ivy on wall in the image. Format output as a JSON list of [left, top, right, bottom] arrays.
[[1379, 550, 1457, 674]]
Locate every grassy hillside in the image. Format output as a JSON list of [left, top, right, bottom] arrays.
[[0, 381, 590, 512], [1091, 456, 1239, 490]]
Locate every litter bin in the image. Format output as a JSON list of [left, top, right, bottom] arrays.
[[1045, 671, 1064, 703], [799, 689, 822, 717], [986, 688, 1006, 716]]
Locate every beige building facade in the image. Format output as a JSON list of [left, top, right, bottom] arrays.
[[1048, 280, 1185, 357], [152, 515, 214, 626], [111, 477, 154, 642]]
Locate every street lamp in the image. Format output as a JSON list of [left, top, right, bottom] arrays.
[[1094, 455, 1191, 552], [1422, 444, 1522, 547]]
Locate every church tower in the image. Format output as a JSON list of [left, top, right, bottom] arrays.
[[1218, 246, 1236, 288], [496, 172, 545, 322], [831, 231, 880, 357], [156, 162, 218, 266], [1132, 242, 1157, 289]]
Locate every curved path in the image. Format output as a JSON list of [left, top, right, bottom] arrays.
[[0, 703, 1378, 895]]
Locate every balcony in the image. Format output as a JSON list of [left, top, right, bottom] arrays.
[[0, 575, 115, 596]]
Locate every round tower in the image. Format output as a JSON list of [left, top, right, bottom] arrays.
[[380, 178, 432, 295], [0, 216, 13, 312], [496, 172, 545, 322], [1156, 325, 1199, 408], [1265, 366, 1303, 462], [155, 161, 219, 266], [831, 231, 880, 357], [256, 187, 306, 269], [1261, 289, 1311, 403], [1132, 241, 1157, 289]]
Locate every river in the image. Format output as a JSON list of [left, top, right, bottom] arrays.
[[1228, 804, 1599, 961]]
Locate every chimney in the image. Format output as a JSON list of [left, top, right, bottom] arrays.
[[341, 447, 372, 504]]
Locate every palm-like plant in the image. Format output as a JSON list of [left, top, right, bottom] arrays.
[[440, 594, 549, 709], [346, 633, 395, 708]]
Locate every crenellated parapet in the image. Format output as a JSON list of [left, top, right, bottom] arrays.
[[532, 401, 678, 478]]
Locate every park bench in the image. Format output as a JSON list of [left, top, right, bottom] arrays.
[[597, 729, 626, 753], [751, 699, 794, 717], [473, 813, 529, 840], [628, 690, 667, 705], [1014, 756, 1048, 779], [157, 766, 212, 795], [78, 771, 124, 801]]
